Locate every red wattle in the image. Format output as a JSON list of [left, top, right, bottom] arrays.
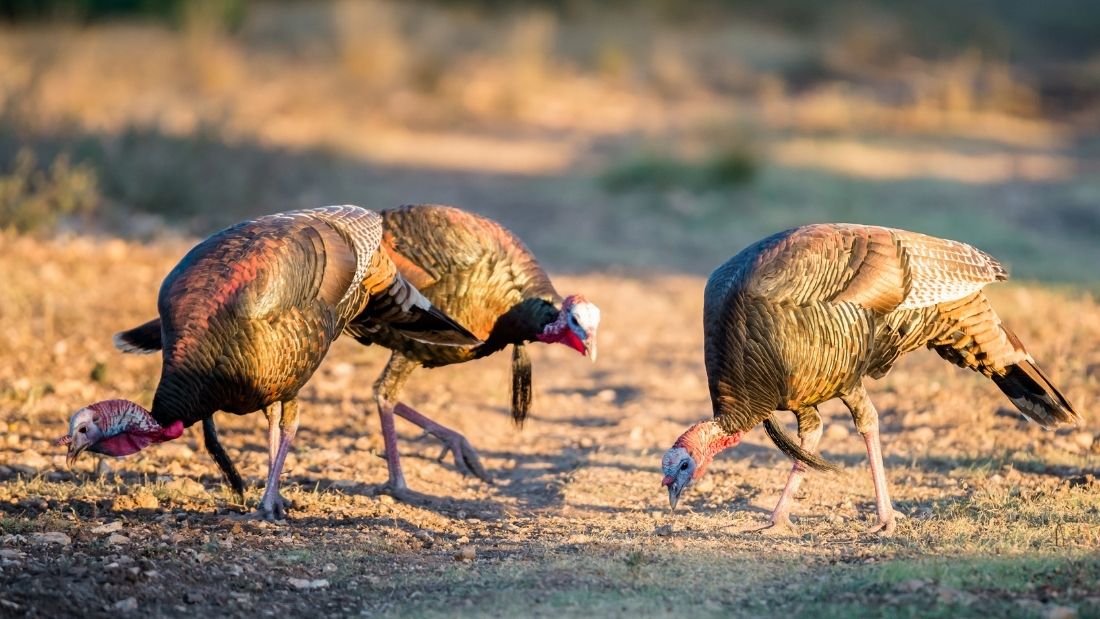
[[561, 328, 586, 355], [662, 475, 675, 487]]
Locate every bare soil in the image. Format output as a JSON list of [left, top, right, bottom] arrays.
[[0, 239, 1097, 618]]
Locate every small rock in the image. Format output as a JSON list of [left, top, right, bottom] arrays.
[[92, 521, 125, 534], [131, 491, 159, 510], [456, 535, 470, 544], [1071, 432, 1094, 451], [911, 427, 936, 444], [454, 545, 476, 561], [17, 450, 49, 471], [184, 592, 202, 604], [31, 532, 71, 546], [377, 495, 395, 505], [596, 389, 616, 402], [578, 437, 595, 449], [288, 578, 329, 590], [895, 579, 926, 593], [1044, 605, 1078, 619], [165, 478, 206, 497], [323, 563, 338, 573], [0, 549, 23, 560], [107, 533, 130, 545], [824, 424, 849, 441], [936, 586, 977, 605], [159, 444, 195, 462]]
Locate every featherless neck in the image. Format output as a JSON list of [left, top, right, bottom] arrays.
[[94, 400, 162, 436], [674, 421, 743, 473]]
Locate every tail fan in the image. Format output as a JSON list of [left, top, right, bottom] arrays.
[[113, 318, 163, 354], [511, 344, 533, 427], [763, 413, 841, 473], [991, 361, 1082, 429], [202, 417, 245, 501]]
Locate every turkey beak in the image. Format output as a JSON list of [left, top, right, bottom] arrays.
[[663, 475, 680, 511], [585, 335, 597, 363], [66, 442, 86, 468], [57, 433, 86, 468]]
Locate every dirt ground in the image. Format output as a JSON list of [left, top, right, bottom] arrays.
[[0, 238, 1097, 618]]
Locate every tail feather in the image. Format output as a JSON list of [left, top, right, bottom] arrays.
[[763, 414, 841, 473], [992, 361, 1081, 429], [359, 273, 483, 347], [511, 344, 533, 427], [202, 417, 245, 501], [113, 318, 163, 354]]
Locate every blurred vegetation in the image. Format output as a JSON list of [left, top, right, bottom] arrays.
[[600, 145, 757, 194], [0, 0, 1097, 282], [0, 149, 99, 234], [0, 0, 246, 29]]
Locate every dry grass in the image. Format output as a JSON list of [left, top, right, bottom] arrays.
[[1, 2, 1099, 616], [0, 238, 1097, 617]]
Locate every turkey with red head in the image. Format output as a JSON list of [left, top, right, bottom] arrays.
[[114, 204, 600, 498], [57, 206, 480, 519], [662, 224, 1080, 535]]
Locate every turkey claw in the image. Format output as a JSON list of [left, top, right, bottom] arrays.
[[754, 516, 799, 536], [863, 518, 897, 536], [237, 493, 292, 521], [431, 431, 492, 483]]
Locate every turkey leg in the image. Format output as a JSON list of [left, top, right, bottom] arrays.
[[246, 400, 299, 520], [393, 402, 491, 482], [763, 433, 822, 534], [377, 395, 410, 494], [842, 386, 903, 536], [759, 407, 822, 535]]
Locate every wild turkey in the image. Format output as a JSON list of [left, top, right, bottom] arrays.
[[661, 223, 1081, 535], [113, 204, 600, 498], [56, 206, 480, 519]]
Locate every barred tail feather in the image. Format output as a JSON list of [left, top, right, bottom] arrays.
[[367, 274, 483, 347], [763, 414, 841, 473], [992, 361, 1082, 429], [511, 344, 533, 427]]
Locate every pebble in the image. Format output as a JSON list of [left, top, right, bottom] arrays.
[[113, 598, 138, 612], [17, 450, 49, 471], [92, 521, 125, 534], [377, 495, 395, 505], [107, 533, 130, 545], [184, 592, 203, 604], [1072, 432, 1094, 451], [578, 437, 595, 449], [1044, 606, 1078, 619], [165, 478, 207, 497], [288, 577, 329, 590], [911, 427, 936, 443], [132, 491, 160, 510], [824, 424, 849, 441], [31, 532, 71, 546], [596, 389, 616, 402], [454, 546, 476, 561]]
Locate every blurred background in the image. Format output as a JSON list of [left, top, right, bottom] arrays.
[[2, 0, 1100, 281]]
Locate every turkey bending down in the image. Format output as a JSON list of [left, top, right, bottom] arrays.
[[661, 224, 1081, 536], [56, 206, 481, 519], [113, 204, 600, 499]]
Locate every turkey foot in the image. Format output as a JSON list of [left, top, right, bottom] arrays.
[[863, 509, 906, 536], [754, 515, 798, 536], [236, 492, 293, 521], [393, 403, 492, 482]]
